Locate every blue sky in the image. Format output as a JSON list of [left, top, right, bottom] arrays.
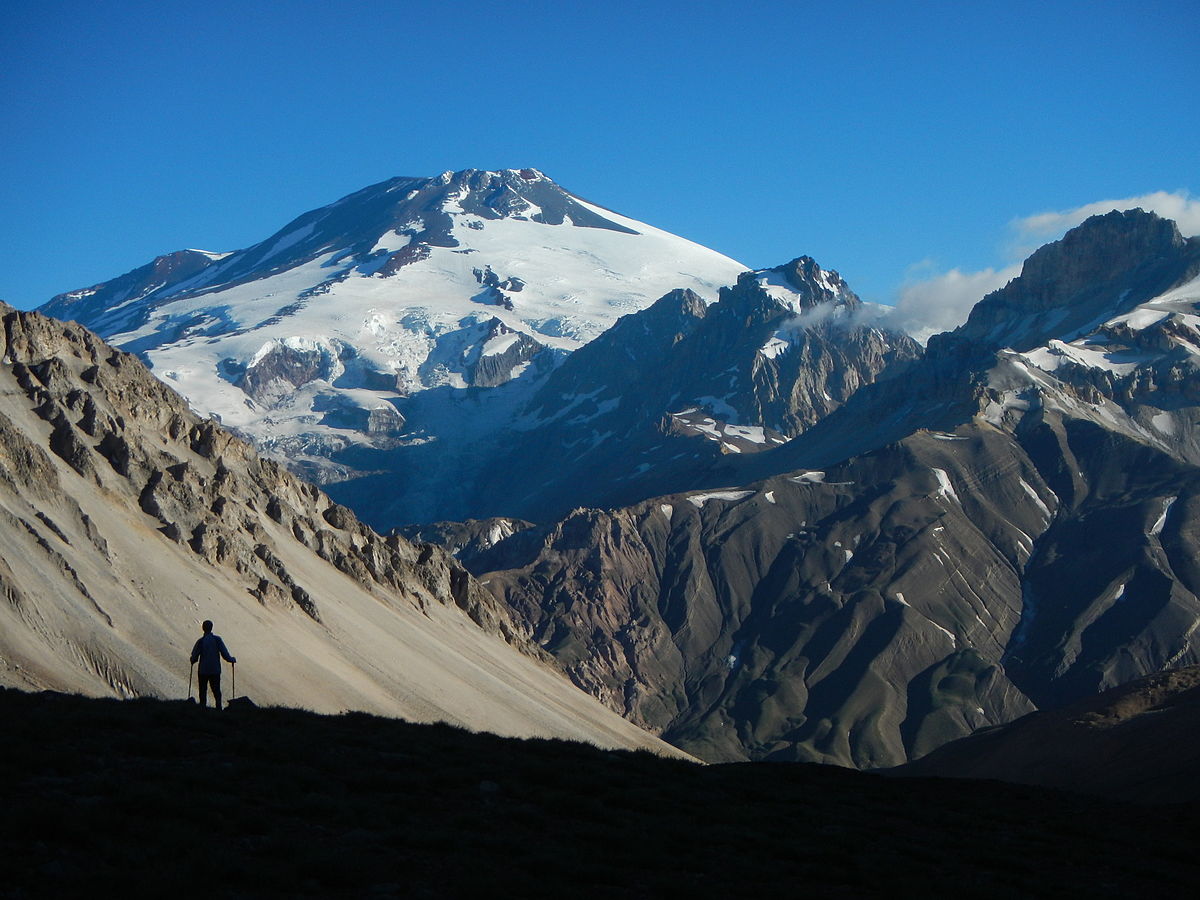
[[3, 0, 1197, 330]]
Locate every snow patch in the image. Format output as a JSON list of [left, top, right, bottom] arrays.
[[759, 335, 790, 359], [931, 468, 959, 504], [1151, 496, 1177, 536], [260, 223, 316, 262], [370, 230, 413, 255], [1019, 478, 1053, 519], [687, 490, 755, 508], [1151, 411, 1176, 436], [481, 331, 522, 357]]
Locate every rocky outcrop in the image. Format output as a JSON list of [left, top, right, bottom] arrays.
[[396, 517, 541, 573], [238, 341, 337, 405], [0, 302, 532, 665], [469, 319, 545, 388], [929, 209, 1200, 360]]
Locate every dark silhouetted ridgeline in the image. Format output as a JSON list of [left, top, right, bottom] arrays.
[[1, 687, 1195, 898]]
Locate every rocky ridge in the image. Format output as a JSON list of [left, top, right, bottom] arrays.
[[348, 256, 922, 526]]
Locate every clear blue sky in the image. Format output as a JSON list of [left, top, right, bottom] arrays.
[[2, 0, 1196, 312]]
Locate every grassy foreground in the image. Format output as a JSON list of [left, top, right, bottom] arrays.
[[2, 687, 1195, 898]]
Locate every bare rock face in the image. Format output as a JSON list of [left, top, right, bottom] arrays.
[[483, 428, 1061, 767], [930, 209, 1200, 360], [238, 342, 337, 405], [444, 263, 923, 526]]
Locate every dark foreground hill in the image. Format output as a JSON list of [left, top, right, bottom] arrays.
[[894, 665, 1200, 804], [2, 689, 1196, 898]]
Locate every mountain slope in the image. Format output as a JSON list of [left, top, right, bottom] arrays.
[[473, 210, 1200, 765], [895, 664, 1200, 803], [481, 428, 1041, 766], [0, 301, 682, 754]]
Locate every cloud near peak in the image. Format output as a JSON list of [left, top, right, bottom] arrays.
[[885, 190, 1197, 345], [881, 264, 1020, 345], [1013, 190, 1200, 241]]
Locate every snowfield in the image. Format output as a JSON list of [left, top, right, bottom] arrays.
[[94, 169, 747, 476]]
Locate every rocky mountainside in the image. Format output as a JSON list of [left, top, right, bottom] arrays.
[[474, 210, 1200, 766], [0, 301, 683, 755], [353, 256, 922, 525], [895, 664, 1200, 803], [40, 168, 746, 523]]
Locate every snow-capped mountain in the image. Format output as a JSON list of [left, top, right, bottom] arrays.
[[42, 168, 747, 493]]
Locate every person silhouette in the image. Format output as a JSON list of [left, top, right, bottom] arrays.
[[190, 620, 236, 709]]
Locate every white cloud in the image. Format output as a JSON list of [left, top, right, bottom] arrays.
[[882, 263, 1020, 345], [1014, 190, 1200, 242]]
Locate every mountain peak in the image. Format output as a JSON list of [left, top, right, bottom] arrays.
[[930, 207, 1200, 358], [1019, 208, 1186, 290], [727, 255, 862, 320]]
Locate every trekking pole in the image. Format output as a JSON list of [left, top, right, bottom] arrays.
[[231, 661, 236, 702], [188, 661, 194, 701]]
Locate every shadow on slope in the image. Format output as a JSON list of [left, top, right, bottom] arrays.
[[2, 688, 1196, 898]]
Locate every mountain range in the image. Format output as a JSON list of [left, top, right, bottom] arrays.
[[24, 169, 1200, 780], [471, 209, 1200, 765]]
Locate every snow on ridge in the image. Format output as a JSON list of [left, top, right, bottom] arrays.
[[1025, 339, 1150, 376], [1151, 496, 1177, 535], [481, 331, 522, 357]]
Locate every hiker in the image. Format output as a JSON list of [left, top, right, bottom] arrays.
[[190, 620, 236, 709]]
